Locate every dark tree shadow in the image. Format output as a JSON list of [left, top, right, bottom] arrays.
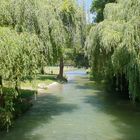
[[73, 76, 140, 140], [76, 80, 105, 90], [37, 75, 57, 81], [84, 88, 140, 140], [0, 94, 78, 140]]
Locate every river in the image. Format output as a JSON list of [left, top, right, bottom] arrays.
[[1, 70, 140, 140]]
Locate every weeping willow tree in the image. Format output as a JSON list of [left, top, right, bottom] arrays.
[[0, 0, 66, 73], [85, 0, 140, 102], [56, 0, 86, 79], [0, 0, 85, 130], [0, 0, 41, 130], [0, 27, 40, 130], [12, 0, 85, 78], [37, 0, 86, 78]]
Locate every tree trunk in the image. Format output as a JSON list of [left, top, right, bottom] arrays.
[[58, 57, 64, 79], [41, 66, 45, 75], [0, 94, 4, 107], [0, 76, 2, 87], [15, 77, 20, 94], [0, 75, 4, 107], [0, 75, 3, 94]]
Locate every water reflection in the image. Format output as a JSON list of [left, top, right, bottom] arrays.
[[1, 70, 140, 140]]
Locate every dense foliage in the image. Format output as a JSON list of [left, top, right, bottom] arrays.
[[0, 0, 85, 130], [86, 0, 140, 102]]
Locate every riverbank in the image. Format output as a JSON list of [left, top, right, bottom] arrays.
[[1, 67, 76, 131], [1, 70, 140, 140], [1, 74, 57, 131], [21, 66, 77, 90]]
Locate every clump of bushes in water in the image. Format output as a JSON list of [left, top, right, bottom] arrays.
[[0, 88, 34, 131]]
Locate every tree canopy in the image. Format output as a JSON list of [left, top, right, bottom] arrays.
[[86, 0, 140, 102], [0, 0, 85, 130]]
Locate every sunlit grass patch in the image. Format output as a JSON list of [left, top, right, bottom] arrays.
[[21, 74, 57, 90]]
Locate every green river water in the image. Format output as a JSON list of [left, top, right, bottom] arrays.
[[1, 70, 140, 140]]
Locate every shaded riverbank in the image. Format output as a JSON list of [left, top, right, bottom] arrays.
[[1, 70, 140, 140]]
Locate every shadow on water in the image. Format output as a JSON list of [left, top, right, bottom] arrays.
[[2, 70, 140, 140], [0, 94, 78, 140], [67, 72, 140, 140], [76, 79, 105, 91], [82, 82, 140, 140]]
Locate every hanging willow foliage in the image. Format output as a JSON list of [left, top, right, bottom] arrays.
[[0, 27, 40, 130], [0, 0, 85, 130], [85, 0, 140, 102]]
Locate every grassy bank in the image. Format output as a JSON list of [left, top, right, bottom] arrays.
[[0, 66, 76, 130], [21, 74, 57, 90], [21, 66, 77, 90]]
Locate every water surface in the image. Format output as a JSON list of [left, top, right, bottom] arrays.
[[1, 70, 140, 140]]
